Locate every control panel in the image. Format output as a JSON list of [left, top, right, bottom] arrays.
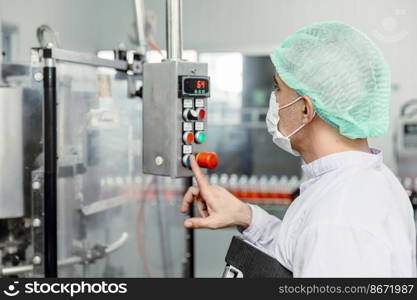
[[143, 61, 218, 178]]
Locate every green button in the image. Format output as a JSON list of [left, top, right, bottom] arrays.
[[195, 131, 205, 144]]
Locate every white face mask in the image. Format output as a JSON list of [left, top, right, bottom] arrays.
[[266, 92, 312, 156]]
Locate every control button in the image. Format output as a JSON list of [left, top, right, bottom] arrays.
[[194, 131, 205, 144], [196, 152, 218, 169], [195, 98, 205, 108], [182, 155, 191, 168], [183, 132, 194, 144], [183, 109, 198, 121], [196, 108, 206, 120], [195, 122, 204, 131]]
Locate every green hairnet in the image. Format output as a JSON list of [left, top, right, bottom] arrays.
[[270, 21, 391, 139]]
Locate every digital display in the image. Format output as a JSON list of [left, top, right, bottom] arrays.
[[180, 76, 210, 97]]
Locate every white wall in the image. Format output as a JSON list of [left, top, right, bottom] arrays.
[[0, 0, 136, 61], [1, 0, 415, 169]]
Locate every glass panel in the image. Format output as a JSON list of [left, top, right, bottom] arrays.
[[55, 61, 187, 277]]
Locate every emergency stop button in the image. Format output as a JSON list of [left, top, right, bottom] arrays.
[[196, 152, 218, 169]]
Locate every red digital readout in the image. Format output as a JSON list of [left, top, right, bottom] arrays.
[[196, 80, 206, 89]]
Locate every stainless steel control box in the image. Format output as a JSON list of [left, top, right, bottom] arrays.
[[143, 61, 209, 178]]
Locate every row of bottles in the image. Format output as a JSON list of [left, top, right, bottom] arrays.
[[98, 173, 302, 206], [96, 174, 417, 209], [194, 173, 302, 205]]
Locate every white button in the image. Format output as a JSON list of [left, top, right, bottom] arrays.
[[183, 145, 192, 154], [195, 99, 205, 108], [195, 122, 204, 131], [183, 99, 193, 108]]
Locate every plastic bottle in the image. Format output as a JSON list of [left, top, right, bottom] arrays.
[[219, 173, 229, 189], [209, 173, 219, 185], [268, 176, 279, 199], [229, 174, 239, 197], [258, 176, 269, 203], [248, 175, 259, 200], [238, 175, 249, 199]]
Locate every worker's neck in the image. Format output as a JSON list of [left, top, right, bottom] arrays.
[[299, 129, 371, 164]]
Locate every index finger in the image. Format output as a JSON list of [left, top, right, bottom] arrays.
[[190, 155, 209, 189]]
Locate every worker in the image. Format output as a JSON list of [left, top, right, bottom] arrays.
[[181, 21, 417, 277]]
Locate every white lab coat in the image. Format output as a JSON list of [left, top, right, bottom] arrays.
[[241, 148, 417, 277]]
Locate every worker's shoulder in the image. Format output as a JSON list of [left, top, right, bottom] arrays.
[[320, 162, 404, 200], [310, 163, 409, 219], [296, 163, 415, 247]]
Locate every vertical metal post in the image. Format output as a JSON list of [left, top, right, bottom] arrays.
[[134, 0, 147, 55], [43, 57, 58, 277], [0, 16, 4, 86], [185, 177, 194, 278], [166, 0, 183, 60]]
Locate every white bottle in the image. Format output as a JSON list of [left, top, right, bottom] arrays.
[[238, 175, 249, 199], [403, 177, 413, 197], [219, 173, 229, 188], [209, 173, 219, 185], [268, 176, 279, 199], [258, 175, 269, 203], [229, 174, 239, 195], [248, 175, 259, 200], [288, 176, 299, 194]]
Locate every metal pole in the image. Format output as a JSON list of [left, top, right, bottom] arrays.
[[166, 0, 183, 60], [185, 177, 194, 278], [0, 15, 4, 86], [43, 57, 58, 277], [134, 0, 147, 55]]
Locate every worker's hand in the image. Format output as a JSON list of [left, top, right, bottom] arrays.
[[181, 155, 252, 229]]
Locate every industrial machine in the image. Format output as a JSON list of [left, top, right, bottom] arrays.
[[395, 99, 417, 210], [0, 0, 202, 278]]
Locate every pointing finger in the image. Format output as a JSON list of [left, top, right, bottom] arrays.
[[190, 155, 209, 189]]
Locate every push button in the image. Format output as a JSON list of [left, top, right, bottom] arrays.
[[194, 131, 205, 144], [196, 152, 218, 169], [182, 155, 191, 168], [183, 132, 194, 144], [196, 108, 206, 120]]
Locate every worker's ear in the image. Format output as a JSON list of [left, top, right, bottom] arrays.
[[302, 95, 315, 123]]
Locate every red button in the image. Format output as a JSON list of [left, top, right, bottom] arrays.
[[197, 109, 206, 120], [183, 132, 194, 144], [195, 152, 218, 169]]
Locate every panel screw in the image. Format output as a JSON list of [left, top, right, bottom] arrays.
[[34, 72, 43, 81], [32, 218, 41, 228], [32, 181, 41, 190], [155, 156, 164, 166], [32, 256, 42, 265]]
